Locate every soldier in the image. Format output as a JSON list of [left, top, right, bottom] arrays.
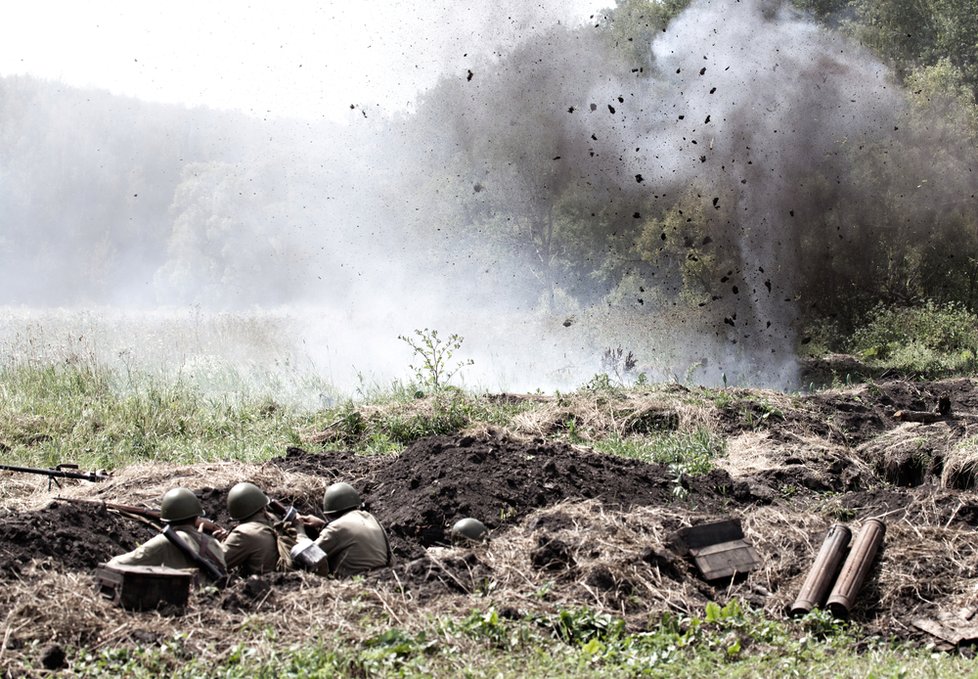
[[107, 487, 226, 583], [451, 517, 489, 544], [221, 482, 280, 576], [293, 482, 392, 577]]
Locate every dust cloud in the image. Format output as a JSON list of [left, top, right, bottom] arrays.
[[0, 1, 923, 397]]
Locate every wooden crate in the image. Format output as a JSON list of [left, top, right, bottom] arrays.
[[95, 563, 195, 611]]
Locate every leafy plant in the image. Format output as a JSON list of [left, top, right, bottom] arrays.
[[398, 328, 474, 390], [847, 302, 978, 378]]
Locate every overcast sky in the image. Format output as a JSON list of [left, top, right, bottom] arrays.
[[0, 0, 606, 121]]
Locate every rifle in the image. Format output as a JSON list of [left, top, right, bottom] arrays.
[[57, 497, 225, 535], [267, 498, 331, 529], [0, 463, 111, 490]]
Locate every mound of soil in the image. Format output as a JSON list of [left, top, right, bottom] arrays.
[[0, 433, 754, 579], [0, 502, 155, 576], [316, 432, 754, 559]]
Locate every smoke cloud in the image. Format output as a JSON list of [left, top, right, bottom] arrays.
[[0, 0, 963, 396]]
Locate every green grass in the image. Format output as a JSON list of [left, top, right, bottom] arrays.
[[0, 362, 535, 468], [593, 428, 724, 477], [0, 362, 316, 468], [63, 603, 974, 678]]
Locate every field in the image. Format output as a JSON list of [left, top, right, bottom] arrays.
[[4, 354, 978, 677]]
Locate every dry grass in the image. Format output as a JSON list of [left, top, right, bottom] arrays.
[[3, 486, 978, 675], [509, 390, 718, 442], [2, 462, 328, 514], [942, 436, 978, 488]]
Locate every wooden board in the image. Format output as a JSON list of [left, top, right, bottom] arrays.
[[675, 519, 744, 553], [689, 539, 761, 581], [912, 615, 978, 646]]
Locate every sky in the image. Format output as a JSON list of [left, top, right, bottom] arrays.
[[0, 0, 606, 121]]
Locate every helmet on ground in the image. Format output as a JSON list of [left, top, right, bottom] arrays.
[[227, 482, 269, 521], [160, 487, 203, 523], [322, 482, 362, 515], [451, 517, 488, 543]]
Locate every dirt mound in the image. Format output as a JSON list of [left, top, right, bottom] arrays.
[[347, 432, 752, 559], [0, 502, 155, 576]]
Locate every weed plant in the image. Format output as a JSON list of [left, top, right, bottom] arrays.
[[594, 428, 724, 476]]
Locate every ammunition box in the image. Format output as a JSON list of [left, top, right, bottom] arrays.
[[95, 563, 195, 611]]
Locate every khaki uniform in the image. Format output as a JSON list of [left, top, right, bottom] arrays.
[[222, 515, 279, 576], [108, 527, 226, 579], [313, 510, 391, 577]]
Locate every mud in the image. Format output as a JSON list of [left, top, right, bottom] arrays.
[[360, 432, 751, 559]]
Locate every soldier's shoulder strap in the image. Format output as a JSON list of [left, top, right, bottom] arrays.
[[162, 525, 228, 586]]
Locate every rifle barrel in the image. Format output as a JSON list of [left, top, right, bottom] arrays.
[[0, 463, 109, 482]]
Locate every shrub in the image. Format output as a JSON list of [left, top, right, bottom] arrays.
[[849, 301, 978, 376]]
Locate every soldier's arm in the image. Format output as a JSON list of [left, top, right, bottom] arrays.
[[107, 534, 168, 567], [220, 528, 247, 570]]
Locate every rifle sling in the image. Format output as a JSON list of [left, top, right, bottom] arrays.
[[162, 525, 227, 585]]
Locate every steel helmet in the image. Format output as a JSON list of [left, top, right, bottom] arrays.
[[322, 482, 362, 515], [451, 517, 488, 543], [160, 487, 203, 523], [227, 482, 269, 521]]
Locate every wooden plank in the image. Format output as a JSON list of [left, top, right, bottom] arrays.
[[676, 519, 744, 552], [689, 540, 760, 581], [912, 616, 978, 646]]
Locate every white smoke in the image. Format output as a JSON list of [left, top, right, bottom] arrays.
[[0, 1, 922, 396]]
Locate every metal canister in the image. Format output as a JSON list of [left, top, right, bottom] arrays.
[[790, 523, 852, 617], [290, 538, 329, 575], [826, 518, 886, 618]]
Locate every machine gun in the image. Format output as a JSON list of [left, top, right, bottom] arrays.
[[0, 463, 111, 490], [56, 497, 225, 535]]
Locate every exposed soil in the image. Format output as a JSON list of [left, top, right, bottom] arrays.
[[4, 377, 978, 669], [0, 502, 156, 576]]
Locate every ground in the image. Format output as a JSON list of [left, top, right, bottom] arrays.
[[2, 377, 978, 673]]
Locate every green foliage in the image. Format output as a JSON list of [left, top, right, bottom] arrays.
[[596, 0, 692, 73], [634, 192, 734, 308], [398, 328, 474, 390], [0, 361, 311, 470], [849, 301, 978, 376], [594, 427, 725, 477], [58, 602, 978, 677], [853, 0, 978, 96]]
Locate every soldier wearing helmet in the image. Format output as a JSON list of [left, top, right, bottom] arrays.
[[107, 487, 226, 582], [221, 482, 280, 576], [293, 481, 392, 577]]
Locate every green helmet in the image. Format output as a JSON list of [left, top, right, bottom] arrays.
[[227, 482, 268, 521], [160, 488, 203, 523], [322, 482, 362, 515], [451, 517, 488, 543]]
